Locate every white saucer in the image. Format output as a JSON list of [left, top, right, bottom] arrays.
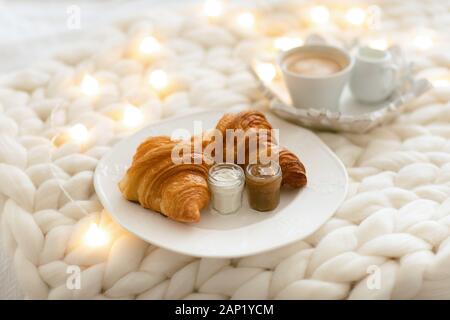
[[94, 110, 348, 258], [252, 48, 431, 133]]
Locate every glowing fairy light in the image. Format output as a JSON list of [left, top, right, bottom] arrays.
[[203, 0, 223, 17], [412, 29, 434, 50], [369, 37, 389, 51], [236, 12, 255, 29], [139, 36, 161, 54], [310, 5, 330, 25], [122, 104, 143, 128], [69, 123, 89, 144], [255, 62, 277, 83], [83, 224, 109, 247], [148, 69, 169, 91], [80, 75, 99, 97], [346, 7, 366, 26], [432, 79, 450, 88], [274, 36, 304, 51]]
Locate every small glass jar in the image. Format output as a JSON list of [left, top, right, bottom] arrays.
[[245, 161, 282, 212], [208, 163, 245, 215]]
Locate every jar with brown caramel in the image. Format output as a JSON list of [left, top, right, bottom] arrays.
[[245, 161, 282, 212]]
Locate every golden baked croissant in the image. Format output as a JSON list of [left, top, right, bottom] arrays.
[[119, 136, 211, 223], [216, 110, 307, 188]]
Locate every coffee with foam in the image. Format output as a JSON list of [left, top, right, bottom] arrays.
[[285, 55, 343, 77]]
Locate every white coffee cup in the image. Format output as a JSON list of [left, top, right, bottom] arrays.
[[278, 45, 354, 111], [350, 47, 399, 103]]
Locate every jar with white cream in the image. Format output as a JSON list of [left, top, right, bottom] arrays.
[[207, 163, 245, 215]]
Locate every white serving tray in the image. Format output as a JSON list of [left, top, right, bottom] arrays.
[[251, 47, 432, 133], [94, 110, 348, 258]]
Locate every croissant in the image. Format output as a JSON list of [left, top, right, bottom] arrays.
[[216, 110, 307, 188], [119, 136, 211, 223]]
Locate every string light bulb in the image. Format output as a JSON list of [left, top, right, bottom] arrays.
[[433, 79, 450, 88], [346, 7, 366, 26], [369, 37, 389, 51], [83, 223, 109, 247], [274, 36, 304, 51], [310, 5, 330, 25], [203, 0, 223, 18], [69, 123, 89, 144], [139, 36, 161, 54], [255, 62, 277, 83], [412, 29, 434, 50], [80, 75, 99, 97], [148, 69, 169, 91], [122, 104, 143, 128], [236, 12, 255, 29]]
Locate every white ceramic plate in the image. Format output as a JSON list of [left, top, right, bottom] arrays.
[[94, 110, 348, 258]]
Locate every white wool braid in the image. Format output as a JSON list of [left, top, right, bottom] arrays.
[[1, 0, 450, 300]]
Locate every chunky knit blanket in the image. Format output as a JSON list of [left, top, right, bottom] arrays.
[[1, 0, 450, 299]]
